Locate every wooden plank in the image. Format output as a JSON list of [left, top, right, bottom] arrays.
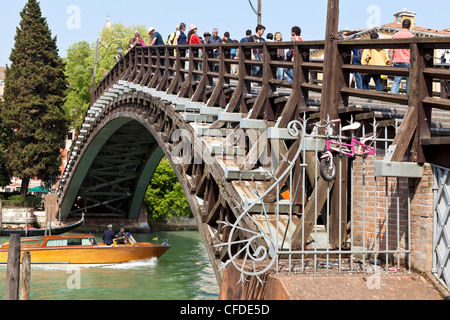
[[423, 67, 450, 80], [422, 97, 450, 111], [341, 87, 409, 105], [342, 64, 409, 77]]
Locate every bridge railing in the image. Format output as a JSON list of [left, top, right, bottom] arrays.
[[86, 38, 450, 170], [94, 37, 450, 117]]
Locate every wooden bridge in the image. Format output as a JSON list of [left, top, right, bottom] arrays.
[[57, 1, 450, 299]]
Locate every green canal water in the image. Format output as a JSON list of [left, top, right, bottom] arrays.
[[0, 231, 220, 300]]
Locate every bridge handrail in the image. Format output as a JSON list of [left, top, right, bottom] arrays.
[[64, 37, 450, 196]]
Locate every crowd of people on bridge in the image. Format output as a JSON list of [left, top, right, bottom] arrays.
[[122, 18, 414, 93], [123, 23, 303, 82], [352, 18, 414, 95]]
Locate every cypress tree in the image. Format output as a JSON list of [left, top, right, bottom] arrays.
[[0, 105, 11, 188], [1, 0, 68, 195]]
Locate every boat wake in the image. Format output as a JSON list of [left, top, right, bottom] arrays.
[[101, 257, 159, 269], [21, 258, 160, 270]]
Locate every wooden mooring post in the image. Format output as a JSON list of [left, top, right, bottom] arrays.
[[5, 234, 21, 300], [20, 251, 31, 300], [5, 234, 31, 300]]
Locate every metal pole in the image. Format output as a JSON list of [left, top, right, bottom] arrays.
[[257, 0, 262, 25], [90, 38, 100, 105]]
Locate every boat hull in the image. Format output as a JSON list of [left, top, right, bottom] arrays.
[[0, 215, 85, 237], [0, 244, 171, 266]]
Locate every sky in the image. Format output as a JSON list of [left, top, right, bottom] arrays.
[[1, 0, 450, 66]]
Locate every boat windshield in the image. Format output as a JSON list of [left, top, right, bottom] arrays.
[[46, 238, 96, 247]]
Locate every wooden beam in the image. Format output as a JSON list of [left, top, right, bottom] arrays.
[[320, 0, 341, 122], [329, 156, 348, 248], [292, 178, 335, 249], [240, 130, 268, 171]]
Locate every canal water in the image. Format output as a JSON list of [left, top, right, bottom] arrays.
[[0, 231, 220, 300]]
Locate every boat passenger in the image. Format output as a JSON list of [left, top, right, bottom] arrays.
[[102, 225, 115, 246], [116, 227, 127, 245]]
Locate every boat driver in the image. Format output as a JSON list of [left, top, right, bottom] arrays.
[[116, 227, 130, 245]]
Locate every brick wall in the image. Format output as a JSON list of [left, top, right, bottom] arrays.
[[351, 156, 435, 271]]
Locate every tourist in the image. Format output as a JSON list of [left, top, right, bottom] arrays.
[[203, 32, 211, 43], [390, 19, 415, 95], [168, 24, 180, 45], [206, 28, 223, 45], [351, 34, 363, 89], [127, 38, 136, 52], [274, 32, 285, 81], [177, 23, 187, 45], [361, 32, 390, 92], [250, 24, 266, 78], [176, 23, 187, 59], [102, 225, 115, 246], [224, 32, 234, 43], [285, 26, 303, 82], [240, 30, 252, 43], [266, 33, 274, 42], [187, 24, 201, 45], [206, 28, 222, 70], [134, 31, 146, 46], [148, 27, 164, 46]]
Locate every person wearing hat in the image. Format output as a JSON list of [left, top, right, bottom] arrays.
[[187, 24, 201, 45], [134, 31, 146, 46], [351, 34, 363, 89], [148, 27, 164, 46]]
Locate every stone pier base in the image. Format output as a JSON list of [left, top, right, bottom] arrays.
[[219, 263, 448, 300]]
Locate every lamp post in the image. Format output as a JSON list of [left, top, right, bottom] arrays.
[[248, 0, 262, 25], [90, 39, 123, 105], [257, 0, 262, 25]]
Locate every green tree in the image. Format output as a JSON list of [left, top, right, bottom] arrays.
[[63, 23, 148, 129], [1, 0, 68, 195], [144, 158, 192, 223], [63, 41, 93, 130], [0, 104, 11, 187]]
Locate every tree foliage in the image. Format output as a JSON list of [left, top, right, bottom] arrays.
[[0, 0, 68, 194], [144, 158, 192, 223], [0, 103, 11, 187], [63, 41, 92, 130], [63, 23, 148, 129]]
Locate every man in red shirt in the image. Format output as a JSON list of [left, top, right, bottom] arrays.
[[390, 19, 415, 95], [286, 26, 303, 82]]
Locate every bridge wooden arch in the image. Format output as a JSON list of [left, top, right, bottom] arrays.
[[57, 0, 450, 291]]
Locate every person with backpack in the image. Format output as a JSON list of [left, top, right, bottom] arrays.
[[361, 32, 390, 92], [168, 25, 180, 45]]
